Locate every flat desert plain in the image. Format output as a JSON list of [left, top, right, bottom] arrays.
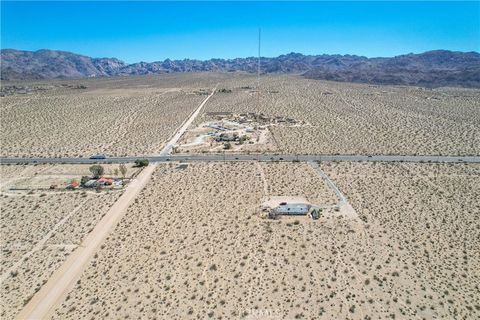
[[2, 73, 480, 320], [2, 73, 480, 158], [0, 74, 220, 158], [321, 161, 480, 319], [49, 161, 479, 319], [186, 74, 480, 156], [0, 164, 138, 318]]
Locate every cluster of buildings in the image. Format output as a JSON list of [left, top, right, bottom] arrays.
[[66, 177, 123, 190], [83, 177, 123, 188], [207, 112, 304, 126]]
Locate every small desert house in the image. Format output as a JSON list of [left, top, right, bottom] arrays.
[[269, 202, 322, 220], [274, 203, 310, 215]]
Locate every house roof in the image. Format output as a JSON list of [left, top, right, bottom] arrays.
[[274, 203, 310, 213]]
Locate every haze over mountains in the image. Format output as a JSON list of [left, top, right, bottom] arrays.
[[1, 49, 479, 87]]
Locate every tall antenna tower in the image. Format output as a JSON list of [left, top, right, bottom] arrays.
[[257, 28, 261, 112], [257, 28, 261, 89]]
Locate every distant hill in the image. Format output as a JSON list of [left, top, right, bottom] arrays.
[[303, 50, 480, 88], [1, 48, 479, 87], [0, 49, 126, 80]]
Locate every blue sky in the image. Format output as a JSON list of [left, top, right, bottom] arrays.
[[1, 1, 479, 63]]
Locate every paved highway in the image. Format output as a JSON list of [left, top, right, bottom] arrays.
[[1, 154, 479, 164]]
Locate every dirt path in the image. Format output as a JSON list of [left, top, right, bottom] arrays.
[[308, 161, 358, 219], [17, 88, 216, 320], [0, 198, 89, 284], [0, 165, 43, 190], [16, 164, 156, 319], [159, 87, 216, 156], [255, 162, 269, 198]]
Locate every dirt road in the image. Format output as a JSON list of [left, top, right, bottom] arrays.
[[16, 162, 156, 319], [159, 87, 216, 156], [16, 88, 216, 320], [308, 161, 358, 219]]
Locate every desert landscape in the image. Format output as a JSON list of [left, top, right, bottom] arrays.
[[45, 161, 479, 319], [0, 75, 216, 158], [1, 72, 479, 319], [321, 161, 480, 319], [1, 73, 480, 319], [192, 75, 480, 156], [0, 0, 480, 320], [2, 73, 480, 158], [0, 163, 143, 319], [2, 1, 480, 319]]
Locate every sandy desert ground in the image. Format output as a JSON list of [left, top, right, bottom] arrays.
[[1, 76, 214, 158], [260, 162, 337, 207], [321, 161, 480, 319], [2, 73, 479, 158], [191, 75, 480, 156], [0, 163, 140, 192], [2, 73, 479, 320], [0, 164, 131, 319], [48, 161, 480, 319]]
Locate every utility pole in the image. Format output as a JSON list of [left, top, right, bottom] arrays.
[[257, 27, 261, 114]]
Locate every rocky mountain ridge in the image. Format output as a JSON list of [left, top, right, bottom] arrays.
[[1, 49, 479, 87]]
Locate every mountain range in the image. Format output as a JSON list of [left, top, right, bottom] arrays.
[[1, 49, 480, 87]]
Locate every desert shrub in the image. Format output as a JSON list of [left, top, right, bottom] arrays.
[[134, 159, 149, 167], [89, 165, 104, 178], [119, 164, 127, 178]]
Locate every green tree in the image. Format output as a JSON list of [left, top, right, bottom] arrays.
[[113, 168, 119, 177], [89, 165, 104, 178], [134, 159, 149, 167], [80, 176, 90, 186]]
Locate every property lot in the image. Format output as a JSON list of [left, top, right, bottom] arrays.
[[321, 161, 480, 319], [47, 161, 480, 319], [0, 164, 127, 319], [3, 73, 479, 159], [192, 75, 480, 156], [0, 77, 209, 158], [48, 161, 480, 319], [259, 161, 338, 207]]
